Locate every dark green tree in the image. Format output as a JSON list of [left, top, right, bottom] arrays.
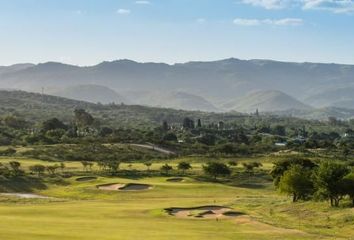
[[46, 164, 59, 176], [197, 119, 202, 128], [42, 118, 67, 132], [106, 160, 121, 174], [271, 157, 317, 186], [182, 118, 195, 129], [203, 162, 231, 180], [177, 162, 192, 174], [341, 173, 354, 206], [9, 161, 23, 176], [278, 165, 314, 202], [29, 164, 46, 177], [160, 164, 173, 175], [314, 161, 350, 207]]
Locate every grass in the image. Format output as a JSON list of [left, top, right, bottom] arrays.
[[0, 157, 352, 239]]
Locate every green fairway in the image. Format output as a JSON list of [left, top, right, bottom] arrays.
[[0, 178, 306, 240], [0, 157, 353, 239]]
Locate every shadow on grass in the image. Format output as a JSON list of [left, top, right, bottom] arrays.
[[98, 170, 184, 180], [0, 176, 47, 193], [193, 171, 272, 190], [233, 183, 267, 189]]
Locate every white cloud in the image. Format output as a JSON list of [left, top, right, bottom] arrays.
[[233, 18, 262, 26], [117, 9, 131, 15], [135, 0, 151, 4], [233, 18, 303, 26], [240, 0, 291, 9], [272, 18, 304, 25], [240, 0, 354, 13], [302, 0, 354, 13]]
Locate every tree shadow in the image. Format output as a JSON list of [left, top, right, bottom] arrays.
[[0, 176, 47, 193]]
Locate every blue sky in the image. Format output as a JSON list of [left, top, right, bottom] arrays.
[[0, 0, 353, 65]]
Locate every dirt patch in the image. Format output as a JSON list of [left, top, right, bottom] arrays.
[[97, 183, 152, 191], [165, 206, 243, 219], [76, 176, 97, 182], [0, 193, 52, 199], [166, 178, 184, 182]]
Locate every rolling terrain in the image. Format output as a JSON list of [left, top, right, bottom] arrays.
[[0, 154, 352, 240], [1, 58, 354, 113], [223, 90, 312, 113], [0, 90, 354, 125]]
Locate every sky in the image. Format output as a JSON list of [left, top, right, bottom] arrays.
[[0, 0, 353, 66]]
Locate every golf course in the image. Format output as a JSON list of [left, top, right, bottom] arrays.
[[0, 155, 353, 240]]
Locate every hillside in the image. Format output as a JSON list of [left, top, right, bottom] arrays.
[[222, 90, 312, 113], [1, 59, 354, 109], [122, 91, 220, 112], [274, 107, 354, 120], [0, 90, 244, 127], [304, 87, 354, 109], [51, 84, 128, 104]]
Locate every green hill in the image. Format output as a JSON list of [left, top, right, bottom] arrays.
[[223, 90, 312, 113]]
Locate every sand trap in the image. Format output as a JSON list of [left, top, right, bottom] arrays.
[[76, 176, 97, 182], [0, 193, 52, 199], [165, 206, 243, 219], [97, 183, 126, 191], [166, 177, 184, 182], [119, 183, 152, 191], [97, 183, 152, 191]]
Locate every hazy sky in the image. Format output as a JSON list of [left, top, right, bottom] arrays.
[[0, 0, 353, 65]]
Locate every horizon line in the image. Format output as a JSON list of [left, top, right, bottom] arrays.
[[2, 57, 354, 68]]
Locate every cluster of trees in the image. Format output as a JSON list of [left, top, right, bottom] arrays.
[[29, 163, 65, 177], [22, 144, 168, 162], [272, 157, 354, 207], [1, 108, 354, 158], [0, 161, 24, 177]]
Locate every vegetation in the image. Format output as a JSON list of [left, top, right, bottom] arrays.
[[0, 93, 353, 239], [203, 162, 231, 179]]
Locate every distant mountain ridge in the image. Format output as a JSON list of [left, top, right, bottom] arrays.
[[0, 58, 353, 113]]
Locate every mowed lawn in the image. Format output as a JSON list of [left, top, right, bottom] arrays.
[[0, 156, 352, 240], [0, 175, 335, 240]]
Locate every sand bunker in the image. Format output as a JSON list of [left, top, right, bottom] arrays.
[[119, 183, 152, 191], [166, 177, 184, 182], [76, 176, 97, 182], [165, 206, 243, 219], [97, 183, 152, 191], [0, 193, 52, 199]]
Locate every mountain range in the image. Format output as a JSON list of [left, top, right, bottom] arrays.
[[0, 58, 353, 117]]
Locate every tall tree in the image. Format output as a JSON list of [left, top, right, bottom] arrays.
[[197, 119, 202, 128], [278, 165, 314, 202], [314, 161, 350, 207], [162, 121, 169, 131]]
